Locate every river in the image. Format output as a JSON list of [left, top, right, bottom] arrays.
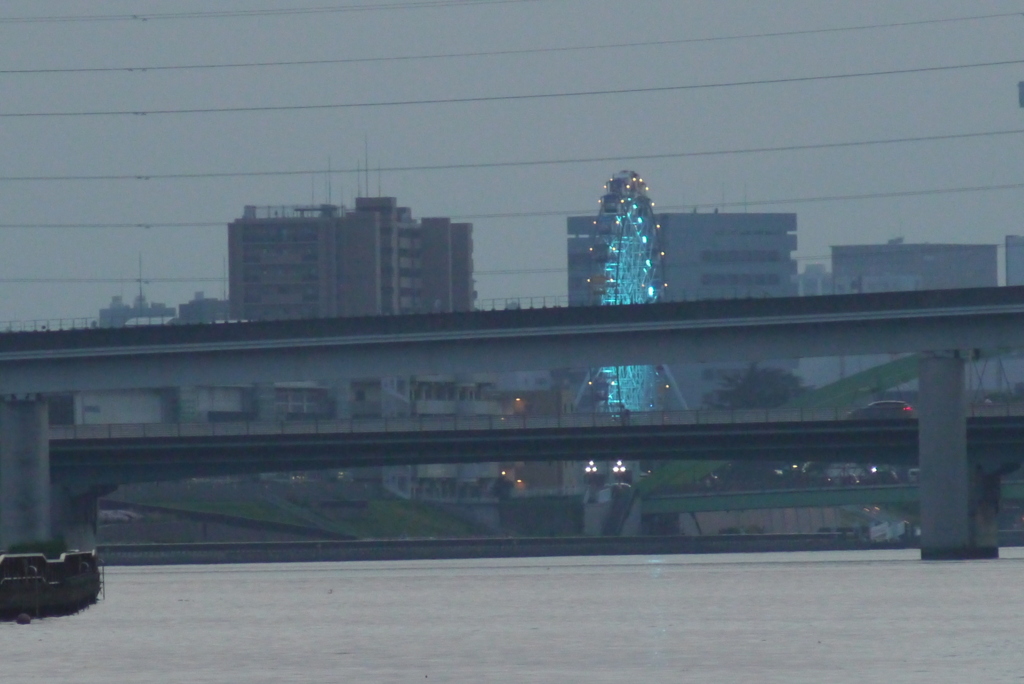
[[4, 549, 1024, 683]]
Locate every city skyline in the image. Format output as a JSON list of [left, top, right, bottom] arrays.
[[1, 1, 1023, 321]]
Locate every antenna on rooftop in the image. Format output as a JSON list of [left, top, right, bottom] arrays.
[[327, 156, 333, 205], [137, 253, 144, 304], [364, 135, 370, 198]]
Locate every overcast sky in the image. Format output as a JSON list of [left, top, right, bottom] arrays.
[[1, 0, 1024, 322]]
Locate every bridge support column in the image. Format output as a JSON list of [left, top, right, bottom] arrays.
[[0, 397, 50, 550], [918, 353, 996, 560], [50, 484, 110, 552], [253, 383, 277, 422]]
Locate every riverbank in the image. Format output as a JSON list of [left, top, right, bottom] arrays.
[[98, 533, 912, 565]]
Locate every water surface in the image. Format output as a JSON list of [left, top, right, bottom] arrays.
[[4, 549, 1023, 683]]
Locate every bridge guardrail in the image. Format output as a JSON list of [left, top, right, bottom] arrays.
[[47, 403, 1024, 441]]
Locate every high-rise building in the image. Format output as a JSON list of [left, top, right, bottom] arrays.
[[831, 238, 996, 294], [228, 198, 474, 320]]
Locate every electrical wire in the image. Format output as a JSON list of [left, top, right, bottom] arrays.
[[2, 179, 1024, 229], [4, 58, 1023, 118], [0, 277, 224, 283], [2, 127, 1021, 182], [0, 0, 544, 24], [3, 247, 1010, 283], [0, 11, 1017, 75], [449, 180, 1024, 221]]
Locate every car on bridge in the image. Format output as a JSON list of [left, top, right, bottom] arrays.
[[846, 400, 916, 420]]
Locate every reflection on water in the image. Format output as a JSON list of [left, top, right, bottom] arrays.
[[4, 549, 1024, 684]]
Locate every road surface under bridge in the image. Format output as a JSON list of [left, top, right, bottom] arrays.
[[46, 412, 1024, 488]]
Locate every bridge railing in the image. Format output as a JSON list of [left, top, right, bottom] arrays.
[[47, 403, 1024, 441]]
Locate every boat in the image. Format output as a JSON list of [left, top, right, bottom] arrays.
[[0, 550, 102, 619]]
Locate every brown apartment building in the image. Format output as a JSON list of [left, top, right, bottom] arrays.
[[228, 198, 474, 320]]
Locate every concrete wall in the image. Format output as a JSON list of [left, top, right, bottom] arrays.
[[689, 507, 844, 535], [74, 389, 169, 424]]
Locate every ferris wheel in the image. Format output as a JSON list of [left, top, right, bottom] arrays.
[[590, 171, 661, 412], [592, 171, 660, 307]]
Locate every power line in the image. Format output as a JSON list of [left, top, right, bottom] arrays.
[[0, 0, 543, 24], [0, 271, 550, 282], [479, 243, 1023, 275], [2, 179, 1024, 229], [0, 222, 225, 229], [458, 180, 1024, 219], [4, 58, 1023, 118], [1, 11, 1017, 75], [1, 127, 1020, 182], [5, 249, 1009, 283], [0, 277, 224, 283]]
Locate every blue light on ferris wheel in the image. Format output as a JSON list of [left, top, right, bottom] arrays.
[[591, 170, 660, 414]]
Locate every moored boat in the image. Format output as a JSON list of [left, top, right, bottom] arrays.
[[0, 550, 101, 619]]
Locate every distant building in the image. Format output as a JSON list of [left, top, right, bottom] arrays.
[[228, 198, 474, 320], [831, 239, 997, 293], [1006, 236, 1024, 286], [795, 264, 832, 296], [658, 212, 798, 301], [99, 294, 175, 327], [177, 292, 230, 324]]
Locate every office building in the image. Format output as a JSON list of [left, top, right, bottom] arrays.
[[177, 292, 230, 324], [831, 239, 997, 293], [1007, 236, 1024, 286], [658, 212, 798, 301], [228, 198, 474, 320], [795, 264, 832, 296]]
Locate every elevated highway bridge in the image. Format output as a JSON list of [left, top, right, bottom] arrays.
[[46, 407, 1024, 487], [4, 285, 1024, 559]]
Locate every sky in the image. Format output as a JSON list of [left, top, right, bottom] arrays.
[[1, 0, 1024, 322]]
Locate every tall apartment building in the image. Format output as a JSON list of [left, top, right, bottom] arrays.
[[228, 198, 474, 320], [831, 239, 997, 293]]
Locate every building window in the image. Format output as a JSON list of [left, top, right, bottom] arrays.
[[700, 273, 781, 287], [700, 250, 780, 263], [275, 387, 330, 415]]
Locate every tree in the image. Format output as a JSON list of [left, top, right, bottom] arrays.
[[707, 363, 808, 409]]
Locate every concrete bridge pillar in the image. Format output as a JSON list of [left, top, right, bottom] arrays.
[[918, 352, 998, 560], [253, 383, 277, 422], [0, 397, 51, 550], [50, 484, 109, 552]]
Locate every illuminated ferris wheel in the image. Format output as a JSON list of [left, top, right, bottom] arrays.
[[590, 170, 661, 412]]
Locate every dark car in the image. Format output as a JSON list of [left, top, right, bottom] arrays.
[[846, 400, 916, 419]]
